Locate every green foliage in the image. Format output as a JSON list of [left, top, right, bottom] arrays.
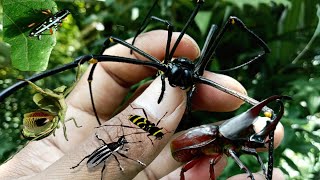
[[3, 0, 58, 71], [0, 0, 320, 179], [223, 0, 291, 9]]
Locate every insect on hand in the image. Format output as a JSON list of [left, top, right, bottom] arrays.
[[29, 9, 70, 40], [86, 0, 272, 124], [170, 95, 291, 180], [20, 63, 82, 141], [70, 128, 146, 180], [100, 105, 170, 145]]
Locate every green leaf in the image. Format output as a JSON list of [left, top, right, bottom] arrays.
[[223, 0, 291, 9], [282, 155, 301, 173], [3, 0, 58, 71], [195, 11, 212, 36]]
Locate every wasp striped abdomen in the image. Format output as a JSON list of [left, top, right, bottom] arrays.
[[128, 114, 164, 140]]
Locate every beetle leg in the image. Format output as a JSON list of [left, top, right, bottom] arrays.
[[116, 151, 146, 166], [95, 133, 108, 145], [209, 159, 215, 180], [101, 161, 106, 180], [70, 154, 91, 169], [209, 154, 223, 180], [112, 154, 124, 171], [147, 134, 155, 146], [180, 158, 202, 180], [241, 147, 266, 177], [228, 149, 255, 180]]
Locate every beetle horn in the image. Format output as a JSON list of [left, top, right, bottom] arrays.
[[219, 95, 291, 140], [249, 96, 291, 143]]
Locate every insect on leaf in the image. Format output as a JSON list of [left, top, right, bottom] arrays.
[[3, 0, 58, 71]]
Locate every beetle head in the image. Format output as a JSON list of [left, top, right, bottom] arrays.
[[219, 95, 290, 141], [249, 96, 291, 144]]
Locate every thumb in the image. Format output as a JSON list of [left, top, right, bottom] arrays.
[[32, 77, 186, 180]]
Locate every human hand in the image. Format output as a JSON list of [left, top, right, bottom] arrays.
[[0, 30, 285, 180]]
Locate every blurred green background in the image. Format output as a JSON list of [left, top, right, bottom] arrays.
[[0, 0, 319, 179]]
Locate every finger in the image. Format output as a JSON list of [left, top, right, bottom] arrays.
[[36, 77, 187, 180], [162, 156, 227, 180], [0, 140, 63, 179], [227, 168, 285, 180], [125, 71, 247, 113], [67, 30, 200, 119]]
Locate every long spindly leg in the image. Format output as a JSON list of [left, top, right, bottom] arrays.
[[107, 36, 160, 63], [168, 0, 204, 60], [95, 133, 108, 145], [116, 151, 146, 166], [197, 77, 273, 113], [158, 75, 166, 104], [88, 34, 158, 126], [131, 16, 173, 64], [99, 124, 142, 130], [70, 154, 91, 169], [100, 161, 107, 180], [198, 16, 271, 74], [131, 0, 160, 50], [112, 154, 124, 171], [130, 104, 149, 119], [87, 62, 101, 126], [156, 110, 167, 126], [241, 147, 267, 177], [228, 149, 255, 180], [64, 58, 84, 96], [61, 118, 68, 141], [0, 55, 91, 102], [88, 35, 168, 125], [66, 117, 82, 128], [87, 35, 120, 126], [195, 24, 219, 75], [180, 158, 202, 180], [132, 16, 173, 64]]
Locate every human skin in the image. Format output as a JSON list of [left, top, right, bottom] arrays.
[[0, 30, 284, 180]]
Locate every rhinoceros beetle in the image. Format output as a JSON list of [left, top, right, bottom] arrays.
[[170, 95, 291, 180]]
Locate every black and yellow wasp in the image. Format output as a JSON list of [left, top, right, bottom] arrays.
[[128, 105, 168, 140]]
